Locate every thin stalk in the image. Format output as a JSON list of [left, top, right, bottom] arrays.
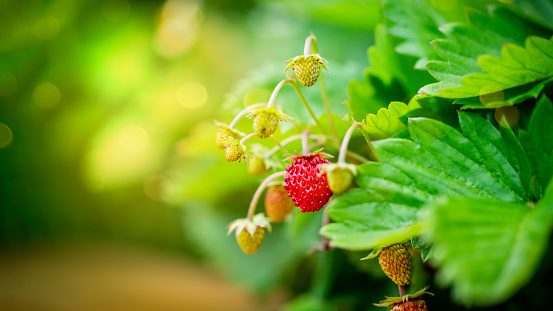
[[318, 74, 339, 145], [289, 81, 328, 135], [265, 134, 327, 158], [240, 133, 256, 149], [266, 79, 327, 135], [321, 206, 332, 251], [337, 122, 379, 163], [247, 171, 286, 220], [398, 285, 406, 297], [302, 131, 309, 155], [304, 35, 316, 56], [267, 79, 294, 108], [269, 136, 288, 155], [345, 151, 370, 164], [229, 103, 265, 129]]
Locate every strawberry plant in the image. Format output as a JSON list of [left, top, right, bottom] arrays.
[[207, 0, 553, 309]]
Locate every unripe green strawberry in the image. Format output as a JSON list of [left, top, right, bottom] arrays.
[[378, 243, 412, 285], [214, 121, 241, 149], [224, 137, 249, 162], [391, 300, 427, 311], [248, 107, 290, 139], [321, 163, 357, 194], [265, 185, 294, 222], [248, 156, 267, 176], [237, 226, 265, 254], [228, 214, 271, 254], [284, 54, 328, 87]]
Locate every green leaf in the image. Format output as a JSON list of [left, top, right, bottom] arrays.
[[320, 188, 424, 250], [322, 114, 529, 251], [383, 0, 445, 69], [346, 23, 434, 120], [365, 100, 420, 141], [458, 112, 527, 200], [520, 95, 553, 195], [499, 119, 539, 199], [420, 6, 553, 98], [453, 78, 553, 109], [428, 182, 553, 306], [411, 236, 434, 262]]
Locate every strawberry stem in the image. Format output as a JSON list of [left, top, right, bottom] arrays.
[[338, 122, 379, 164], [267, 78, 294, 108], [247, 171, 286, 220], [302, 130, 309, 155], [304, 34, 316, 56], [398, 285, 406, 297], [229, 103, 266, 129], [240, 133, 256, 150], [318, 74, 340, 146], [269, 136, 288, 155]]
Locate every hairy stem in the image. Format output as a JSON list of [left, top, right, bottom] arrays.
[[247, 171, 286, 220], [398, 285, 406, 297], [304, 35, 316, 56], [267, 79, 294, 108], [229, 103, 266, 129], [318, 74, 339, 146], [240, 133, 256, 149], [302, 130, 309, 155], [269, 136, 288, 155], [289, 81, 328, 135], [321, 205, 332, 251]]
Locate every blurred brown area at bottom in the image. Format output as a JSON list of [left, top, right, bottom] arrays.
[[0, 243, 288, 311]]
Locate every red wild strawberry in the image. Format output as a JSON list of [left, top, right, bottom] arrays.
[[284, 153, 333, 212], [265, 185, 295, 222]]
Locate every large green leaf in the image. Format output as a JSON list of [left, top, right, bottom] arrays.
[[346, 24, 434, 121], [320, 189, 425, 251], [427, 181, 553, 306], [520, 95, 553, 195], [383, 0, 445, 69], [365, 100, 420, 141], [420, 6, 553, 98], [322, 114, 529, 250]]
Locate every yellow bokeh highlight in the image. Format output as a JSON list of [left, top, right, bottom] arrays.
[[495, 106, 520, 128], [84, 124, 152, 191], [144, 174, 175, 202], [176, 82, 207, 109], [154, 0, 202, 58], [103, 0, 130, 22], [33, 82, 61, 109], [0, 123, 14, 149], [0, 73, 17, 96], [34, 16, 60, 40], [479, 83, 505, 108]]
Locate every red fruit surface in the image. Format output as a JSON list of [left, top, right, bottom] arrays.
[[283, 154, 333, 212]]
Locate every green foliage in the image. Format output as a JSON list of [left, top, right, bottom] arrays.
[[365, 100, 420, 140], [520, 96, 553, 195], [420, 6, 553, 101], [427, 182, 553, 306]]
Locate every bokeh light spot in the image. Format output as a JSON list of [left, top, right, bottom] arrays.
[[33, 82, 61, 109], [0, 73, 17, 96], [176, 82, 207, 109], [103, 0, 130, 22], [154, 0, 202, 58], [495, 106, 520, 128], [144, 174, 175, 202], [0, 123, 14, 149], [34, 16, 60, 40], [479, 84, 505, 108], [243, 88, 271, 107]]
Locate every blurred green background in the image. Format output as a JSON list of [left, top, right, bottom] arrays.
[[0, 0, 379, 310]]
